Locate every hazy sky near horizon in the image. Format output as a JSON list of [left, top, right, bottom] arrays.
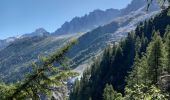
[[0, 0, 132, 39]]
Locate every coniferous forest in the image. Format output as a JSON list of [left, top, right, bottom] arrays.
[[0, 0, 170, 100], [69, 5, 170, 100]]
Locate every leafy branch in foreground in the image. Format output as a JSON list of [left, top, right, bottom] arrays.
[[6, 39, 78, 100]]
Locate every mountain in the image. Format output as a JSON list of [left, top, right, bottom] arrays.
[[21, 28, 50, 38], [0, 28, 50, 51], [0, 0, 160, 83], [0, 37, 17, 50], [54, 9, 121, 35], [121, 0, 146, 15], [54, 0, 159, 36], [121, 0, 159, 15], [67, 1, 160, 70], [0, 34, 78, 83]]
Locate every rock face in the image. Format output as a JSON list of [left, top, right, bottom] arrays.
[[21, 28, 50, 38], [0, 28, 50, 51], [54, 0, 159, 36], [0, 33, 76, 83], [121, 0, 159, 15], [54, 9, 121, 35], [52, 86, 68, 100], [121, 0, 146, 15], [67, 1, 160, 69], [159, 73, 170, 92], [0, 37, 17, 50]]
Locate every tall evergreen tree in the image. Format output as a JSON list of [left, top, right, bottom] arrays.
[[163, 25, 170, 40], [127, 54, 141, 86], [127, 54, 149, 87], [147, 32, 166, 85], [165, 33, 170, 73], [165, 26, 170, 73]]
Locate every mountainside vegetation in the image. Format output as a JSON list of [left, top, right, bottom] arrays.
[[69, 7, 170, 100]]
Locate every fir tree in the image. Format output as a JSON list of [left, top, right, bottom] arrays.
[[147, 32, 166, 85], [164, 25, 170, 73]]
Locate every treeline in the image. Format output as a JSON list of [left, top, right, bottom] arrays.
[[69, 7, 170, 100]]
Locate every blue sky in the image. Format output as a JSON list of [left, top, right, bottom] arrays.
[[0, 0, 132, 39]]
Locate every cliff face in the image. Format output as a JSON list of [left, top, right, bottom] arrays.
[[54, 9, 121, 35], [53, 0, 159, 36]]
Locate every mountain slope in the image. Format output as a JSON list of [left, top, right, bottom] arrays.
[[54, 0, 159, 36], [54, 9, 121, 35], [70, 6, 170, 100], [21, 28, 50, 38], [0, 34, 77, 82], [0, 28, 50, 51], [0, 37, 19, 50], [68, 4, 159, 70], [121, 0, 159, 15]]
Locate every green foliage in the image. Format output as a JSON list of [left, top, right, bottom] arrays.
[[103, 84, 123, 100], [126, 29, 170, 99], [125, 84, 168, 100], [70, 32, 136, 100], [147, 32, 166, 85], [128, 31, 167, 86], [164, 25, 170, 73], [127, 54, 149, 87], [70, 8, 170, 99], [0, 83, 16, 100]]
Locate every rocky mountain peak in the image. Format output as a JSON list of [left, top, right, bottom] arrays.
[[21, 28, 50, 38], [34, 28, 48, 35]]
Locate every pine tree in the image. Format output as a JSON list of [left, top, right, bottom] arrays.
[[127, 53, 150, 87], [140, 33, 148, 53], [164, 25, 170, 40], [127, 54, 141, 86], [164, 25, 170, 73], [147, 32, 166, 85], [135, 36, 142, 54]]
